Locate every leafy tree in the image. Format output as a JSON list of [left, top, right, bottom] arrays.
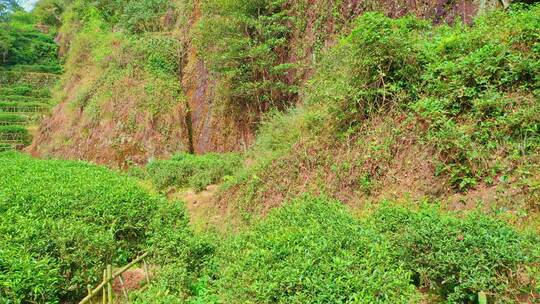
[[197, 0, 297, 114]]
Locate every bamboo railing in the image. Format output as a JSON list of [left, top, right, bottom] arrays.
[[0, 106, 45, 114], [79, 252, 150, 304], [0, 134, 28, 142]]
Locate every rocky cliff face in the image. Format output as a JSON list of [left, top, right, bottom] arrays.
[[30, 0, 492, 166]]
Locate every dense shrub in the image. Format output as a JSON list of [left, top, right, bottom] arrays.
[[306, 13, 427, 128], [0, 95, 48, 103], [203, 196, 419, 303], [143, 152, 242, 191], [0, 152, 169, 302], [370, 204, 540, 303]]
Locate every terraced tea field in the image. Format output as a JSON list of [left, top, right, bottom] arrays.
[[0, 69, 59, 151]]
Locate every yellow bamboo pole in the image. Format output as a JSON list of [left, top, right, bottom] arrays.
[[102, 270, 106, 304], [143, 259, 150, 284], [87, 286, 94, 304], [478, 291, 487, 304], [118, 275, 129, 300], [107, 265, 113, 304], [112, 252, 148, 278]]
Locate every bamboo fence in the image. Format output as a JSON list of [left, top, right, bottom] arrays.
[[0, 106, 45, 114], [79, 252, 150, 304]]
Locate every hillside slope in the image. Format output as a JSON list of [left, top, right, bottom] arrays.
[[217, 5, 540, 221], [2, 1, 540, 303], [28, 0, 499, 166]]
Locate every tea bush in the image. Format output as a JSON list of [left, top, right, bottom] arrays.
[[0, 114, 26, 125], [0, 243, 61, 303], [0, 101, 48, 112], [0, 152, 171, 302], [204, 196, 419, 303], [0, 143, 12, 151], [0, 125, 28, 136], [142, 152, 242, 191], [0, 85, 51, 97], [0, 71, 59, 88], [0, 95, 48, 103], [370, 204, 540, 303]]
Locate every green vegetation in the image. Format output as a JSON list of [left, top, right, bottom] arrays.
[[130, 200, 214, 303], [306, 7, 540, 191], [0, 0, 59, 151], [2, 1, 540, 303], [370, 204, 539, 302], [0, 142, 14, 151], [0, 125, 29, 143], [197, 0, 297, 113], [0, 95, 48, 102], [133, 152, 242, 192], [224, 4, 540, 214], [0, 7, 58, 68], [0, 125, 28, 134], [0, 113, 26, 125], [0, 152, 185, 302], [0, 70, 58, 88], [134, 196, 539, 303], [42, 0, 189, 136], [0, 85, 51, 97], [205, 196, 418, 303]]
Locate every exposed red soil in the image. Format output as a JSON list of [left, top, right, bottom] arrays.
[[112, 268, 146, 293], [31, 0, 482, 166]]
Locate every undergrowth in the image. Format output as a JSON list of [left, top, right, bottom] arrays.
[[132, 152, 242, 192], [224, 4, 540, 214], [308, 6, 540, 191]]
